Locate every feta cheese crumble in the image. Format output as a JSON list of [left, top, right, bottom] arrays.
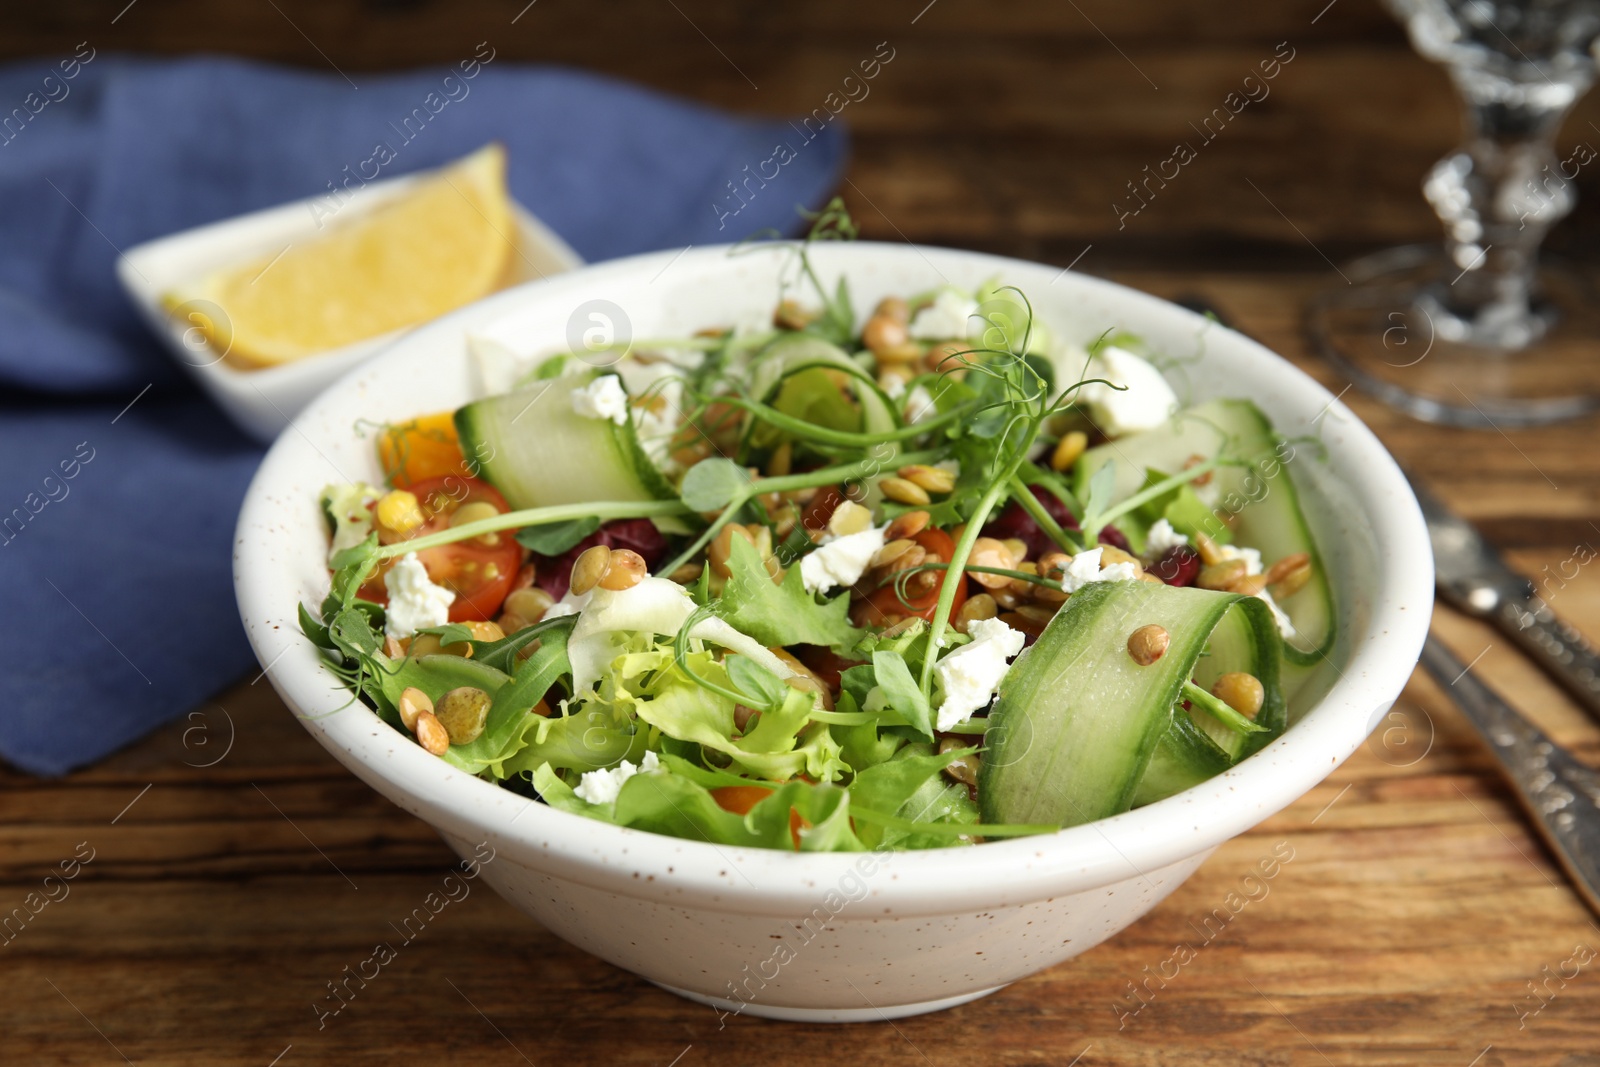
[[1076, 345, 1178, 436], [1144, 518, 1190, 557], [904, 384, 938, 424], [1255, 587, 1298, 639], [616, 361, 687, 472], [1058, 547, 1141, 593], [908, 288, 980, 340], [800, 525, 888, 595], [569, 374, 629, 425], [382, 552, 456, 639], [574, 750, 661, 806], [935, 617, 1027, 731]]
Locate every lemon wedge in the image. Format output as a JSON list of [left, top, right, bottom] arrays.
[[166, 143, 515, 368]]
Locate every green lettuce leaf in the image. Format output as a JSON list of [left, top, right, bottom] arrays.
[[530, 760, 863, 851], [503, 703, 649, 778], [715, 533, 861, 650], [849, 745, 977, 849], [614, 646, 847, 782]]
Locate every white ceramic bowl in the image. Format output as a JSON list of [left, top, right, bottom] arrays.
[[119, 173, 583, 444], [234, 242, 1432, 1022]]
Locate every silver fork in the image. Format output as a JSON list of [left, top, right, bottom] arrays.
[[1419, 634, 1600, 916]]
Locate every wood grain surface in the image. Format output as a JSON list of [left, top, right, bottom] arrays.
[[7, 2, 1600, 1064]]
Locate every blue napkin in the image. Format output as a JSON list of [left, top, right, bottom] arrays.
[[0, 54, 846, 775]]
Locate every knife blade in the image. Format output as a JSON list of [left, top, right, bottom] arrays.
[[1419, 634, 1600, 918], [1411, 474, 1600, 723]]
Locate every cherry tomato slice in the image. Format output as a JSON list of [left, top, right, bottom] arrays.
[[799, 485, 845, 536], [357, 475, 521, 622], [863, 527, 970, 623]]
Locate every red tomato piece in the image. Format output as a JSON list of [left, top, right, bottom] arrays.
[[357, 476, 521, 622], [864, 527, 970, 623]]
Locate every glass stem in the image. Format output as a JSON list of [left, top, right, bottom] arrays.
[[1423, 68, 1589, 348]]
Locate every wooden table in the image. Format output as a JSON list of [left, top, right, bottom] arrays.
[[7, 2, 1600, 1063]]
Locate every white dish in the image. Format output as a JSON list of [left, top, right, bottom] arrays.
[[233, 242, 1432, 1021], [117, 171, 583, 443]]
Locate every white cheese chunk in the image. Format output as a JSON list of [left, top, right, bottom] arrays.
[[1077, 345, 1178, 436], [800, 525, 888, 595], [569, 374, 630, 425], [615, 361, 687, 473], [935, 617, 1027, 731], [382, 552, 456, 639], [1254, 587, 1299, 639], [1058, 547, 1141, 593], [904, 384, 938, 424], [574, 750, 661, 805], [1144, 518, 1189, 557], [908, 288, 980, 340]]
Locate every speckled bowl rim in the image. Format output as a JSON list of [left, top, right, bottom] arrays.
[[234, 242, 1432, 918]]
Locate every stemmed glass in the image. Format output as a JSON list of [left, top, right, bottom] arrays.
[[1310, 0, 1600, 427]]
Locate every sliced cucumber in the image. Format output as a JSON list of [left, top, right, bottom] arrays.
[[1186, 592, 1286, 758], [1130, 708, 1231, 809], [979, 580, 1283, 828], [454, 371, 679, 515], [1072, 398, 1334, 665], [747, 333, 901, 443]]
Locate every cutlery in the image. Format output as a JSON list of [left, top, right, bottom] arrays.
[[1419, 634, 1600, 916], [1414, 476, 1600, 723]]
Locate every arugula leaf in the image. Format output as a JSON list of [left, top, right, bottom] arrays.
[[329, 608, 383, 656], [871, 650, 934, 740], [378, 654, 509, 710], [469, 615, 574, 674], [416, 622, 475, 647], [515, 516, 601, 556], [299, 603, 332, 650], [445, 624, 572, 777], [679, 458, 753, 512], [715, 532, 861, 650], [321, 534, 383, 624]]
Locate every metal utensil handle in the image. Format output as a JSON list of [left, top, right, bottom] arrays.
[[1419, 634, 1600, 917], [1496, 594, 1600, 723]]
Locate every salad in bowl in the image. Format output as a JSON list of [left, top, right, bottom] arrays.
[[301, 204, 1334, 854]]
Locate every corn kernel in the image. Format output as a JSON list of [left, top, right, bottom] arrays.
[[376, 489, 425, 534]]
